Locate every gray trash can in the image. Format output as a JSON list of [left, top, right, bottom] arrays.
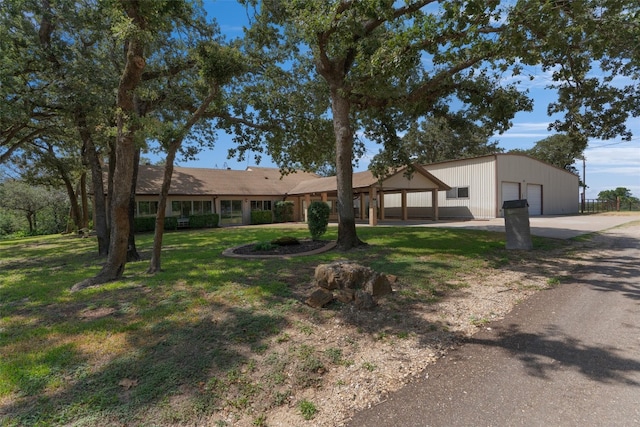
[[502, 199, 532, 250]]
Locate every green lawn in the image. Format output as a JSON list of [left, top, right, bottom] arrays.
[[0, 225, 557, 426]]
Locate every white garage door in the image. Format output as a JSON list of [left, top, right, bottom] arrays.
[[501, 182, 520, 203], [527, 184, 542, 216]]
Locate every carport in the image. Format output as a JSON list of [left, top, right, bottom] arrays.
[[287, 164, 451, 226]]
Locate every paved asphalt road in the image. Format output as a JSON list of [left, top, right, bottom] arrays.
[[349, 219, 640, 427]]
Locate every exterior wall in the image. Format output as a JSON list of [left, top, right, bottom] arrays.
[[496, 155, 579, 217], [426, 156, 497, 219]]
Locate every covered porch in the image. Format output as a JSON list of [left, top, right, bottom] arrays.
[[288, 164, 451, 226]]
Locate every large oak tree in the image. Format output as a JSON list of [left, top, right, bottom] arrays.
[[230, 0, 534, 249]]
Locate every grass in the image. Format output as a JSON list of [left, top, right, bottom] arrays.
[[0, 224, 559, 426]]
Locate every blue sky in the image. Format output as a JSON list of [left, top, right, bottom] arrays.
[[175, 1, 640, 200]]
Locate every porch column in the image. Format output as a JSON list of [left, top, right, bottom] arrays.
[[321, 192, 328, 202], [304, 193, 311, 222], [432, 189, 439, 221], [369, 187, 378, 226], [379, 191, 385, 220], [401, 190, 408, 221], [359, 194, 366, 220]]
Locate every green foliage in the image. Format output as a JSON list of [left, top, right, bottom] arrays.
[[307, 201, 330, 240], [0, 181, 69, 235], [134, 216, 157, 233], [271, 236, 299, 246], [298, 399, 318, 420], [134, 214, 218, 232], [510, 134, 582, 174], [250, 210, 273, 225], [273, 201, 294, 223], [597, 187, 638, 204], [164, 216, 178, 231], [253, 241, 277, 251], [189, 213, 219, 228]]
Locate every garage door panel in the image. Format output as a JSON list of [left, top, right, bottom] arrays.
[[527, 184, 542, 215], [501, 182, 520, 202]]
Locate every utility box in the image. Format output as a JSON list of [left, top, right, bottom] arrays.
[[502, 199, 532, 250]]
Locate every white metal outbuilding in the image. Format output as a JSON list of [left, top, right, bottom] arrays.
[[385, 154, 579, 219]]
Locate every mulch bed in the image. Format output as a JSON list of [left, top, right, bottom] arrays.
[[231, 239, 331, 256]]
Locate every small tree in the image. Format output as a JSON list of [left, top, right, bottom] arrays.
[[307, 201, 330, 241]]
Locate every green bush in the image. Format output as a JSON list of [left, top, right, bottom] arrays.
[[307, 201, 330, 240], [164, 216, 178, 230], [188, 213, 219, 228], [251, 210, 273, 225], [133, 216, 156, 232], [274, 201, 294, 223]]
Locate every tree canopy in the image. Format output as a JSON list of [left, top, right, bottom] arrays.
[[228, 0, 534, 249], [510, 134, 582, 174]]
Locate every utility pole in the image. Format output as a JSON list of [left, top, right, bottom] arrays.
[[581, 156, 586, 214]]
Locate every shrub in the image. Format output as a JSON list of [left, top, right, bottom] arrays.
[[189, 213, 219, 228], [274, 201, 294, 223], [133, 216, 156, 232], [271, 236, 300, 246], [253, 241, 277, 251], [307, 201, 330, 240], [134, 216, 181, 232], [251, 210, 273, 225], [164, 216, 178, 230]]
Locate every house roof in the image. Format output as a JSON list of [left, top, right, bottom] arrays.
[[135, 163, 450, 197], [287, 164, 450, 195], [135, 165, 320, 196]]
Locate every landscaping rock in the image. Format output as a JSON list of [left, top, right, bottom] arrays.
[[305, 288, 334, 308], [354, 290, 376, 310], [309, 261, 393, 310], [335, 288, 356, 303]]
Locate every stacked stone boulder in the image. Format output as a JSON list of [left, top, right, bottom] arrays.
[[305, 261, 393, 309]]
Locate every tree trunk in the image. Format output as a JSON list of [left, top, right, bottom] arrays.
[[72, 5, 146, 291], [78, 110, 109, 255], [148, 145, 178, 273], [80, 171, 89, 229], [127, 148, 141, 262], [330, 88, 364, 250]]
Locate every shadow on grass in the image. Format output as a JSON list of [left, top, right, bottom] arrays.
[[1, 304, 286, 425]]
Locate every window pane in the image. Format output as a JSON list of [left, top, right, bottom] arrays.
[[264, 200, 272, 211], [150, 201, 158, 215], [181, 201, 191, 217], [193, 201, 202, 214], [139, 201, 150, 216], [204, 201, 212, 213], [457, 187, 469, 198], [446, 188, 457, 199], [171, 201, 180, 215]]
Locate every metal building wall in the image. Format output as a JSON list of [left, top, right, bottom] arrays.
[[496, 154, 579, 216], [426, 156, 497, 219]]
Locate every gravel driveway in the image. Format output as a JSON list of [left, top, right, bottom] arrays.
[[348, 221, 640, 426]]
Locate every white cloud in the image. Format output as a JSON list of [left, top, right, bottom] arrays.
[[585, 146, 640, 166]]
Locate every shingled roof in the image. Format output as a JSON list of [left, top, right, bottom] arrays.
[[135, 165, 320, 196], [287, 164, 450, 195]]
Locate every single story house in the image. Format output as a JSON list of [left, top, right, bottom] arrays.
[[132, 154, 579, 226]]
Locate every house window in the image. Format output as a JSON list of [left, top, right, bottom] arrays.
[[220, 200, 243, 224], [170, 200, 213, 216], [446, 187, 470, 199], [250, 200, 273, 211], [171, 201, 192, 217], [137, 201, 158, 216]]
